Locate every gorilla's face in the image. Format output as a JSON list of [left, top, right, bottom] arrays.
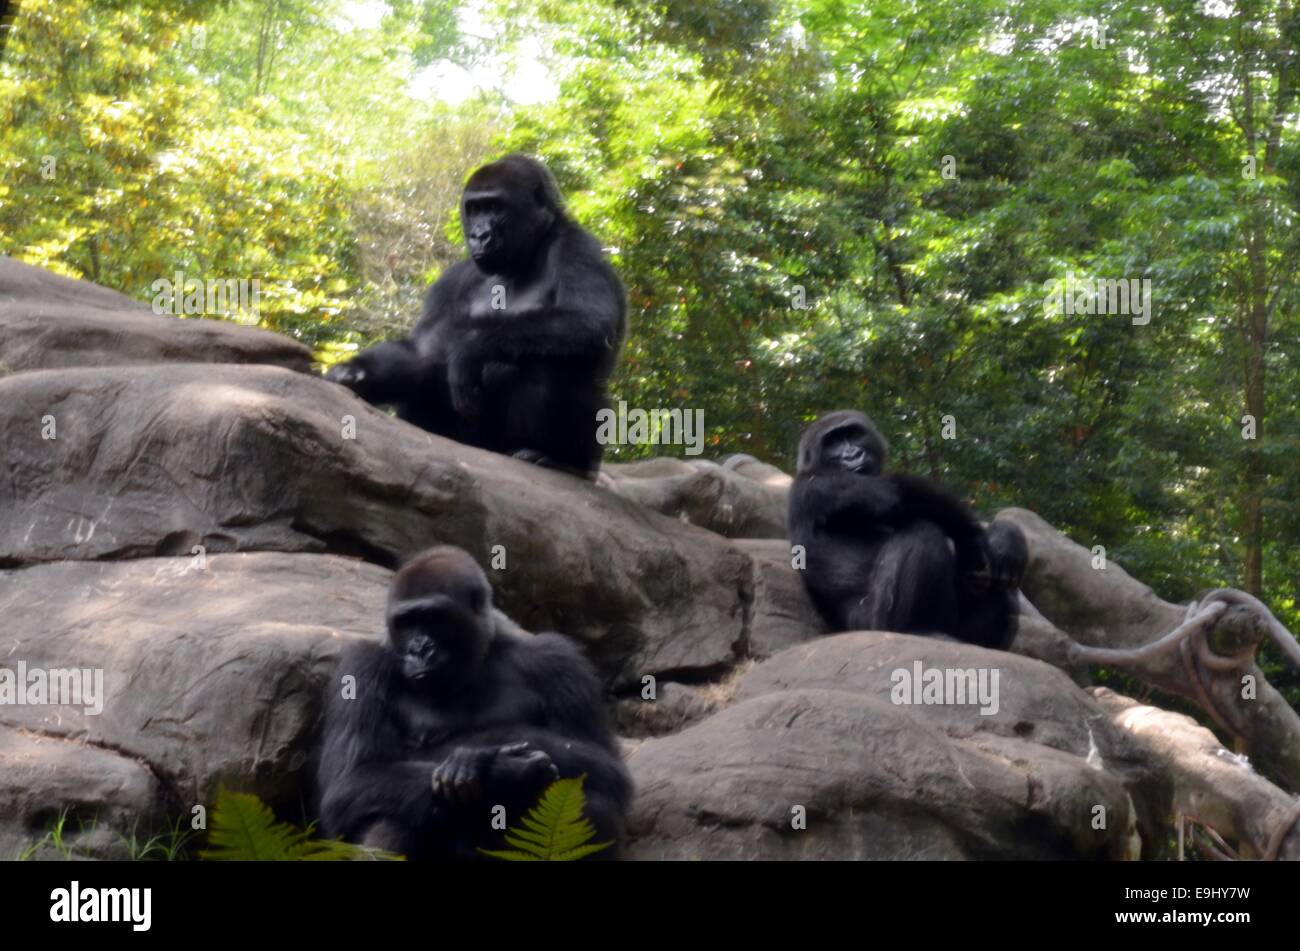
[[387, 566, 492, 689], [821, 428, 880, 474], [821, 425, 884, 474], [461, 176, 555, 275], [797, 411, 888, 476]]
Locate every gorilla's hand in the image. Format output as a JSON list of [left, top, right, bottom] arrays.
[[448, 356, 485, 420], [430, 746, 492, 804], [958, 533, 993, 594], [325, 361, 367, 391], [985, 522, 1029, 591], [489, 741, 559, 792], [989, 550, 1020, 589]]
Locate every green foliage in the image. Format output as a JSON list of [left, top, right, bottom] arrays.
[[479, 777, 613, 861], [15, 807, 77, 860], [120, 814, 202, 861], [200, 790, 402, 861]]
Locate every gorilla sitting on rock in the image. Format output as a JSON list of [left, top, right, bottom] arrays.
[[326, 155, 627, 478], [316, 545, 632, 860], [788, 410, 1028, 649]]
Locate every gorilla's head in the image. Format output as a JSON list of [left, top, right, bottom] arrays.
[[386, 546, 494, 689], [460, 154, 566, 275], [796, 410, 889, 476]]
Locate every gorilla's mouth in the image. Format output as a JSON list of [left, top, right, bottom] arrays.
[[470, 246, 511, 272], [404, 659, 441, 681]]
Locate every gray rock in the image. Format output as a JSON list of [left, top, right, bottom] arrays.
[[0, 257, 312, 374], [625, 686, 1138, 860], [736, 632, 1121, 756], [0, 726, 164, 860], [734, 538, 826, 658], [720, 453, 794, 488], [0, 552, 390, 819], [603, 458, 789, 539], [613, 681, 728, 737], [998, 507, 1185, 647]]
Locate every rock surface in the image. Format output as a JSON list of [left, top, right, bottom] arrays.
[[0, 553, 389, 827], [0, 726, 164, 860], [604, 457, 789, 538], [0, 257, 312, 374], [0, 363, 777, 685], [623, 634, 1148, 859]]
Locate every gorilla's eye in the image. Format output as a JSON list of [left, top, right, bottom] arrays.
[[466, 198, 503, 218], [404, 632, 436, 660]]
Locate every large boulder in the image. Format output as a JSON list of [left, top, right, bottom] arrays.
[[0, 257, 313, 374], [0, 726, 164, 860], [626, 635, 1144, 859], [0, 552, 389, 829], [999, 507, 1185, 647], [0, 363, 823, 685]]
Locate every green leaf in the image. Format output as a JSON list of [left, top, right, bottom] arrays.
[[478, 776, 613, 862], [199, 790, 402, 862]]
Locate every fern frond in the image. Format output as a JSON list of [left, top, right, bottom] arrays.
[[478, 776, 613, 861], [200, 790, 402, 861]]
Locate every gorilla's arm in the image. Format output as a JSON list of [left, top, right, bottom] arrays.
[[454, 231, 625, 365], [325, 339, 424, 405], [789, 471, 904, 530], [408, 261, 472, 346], [985, 519, 1029, 589], [512, 633, 633, 837], [316, 643, 451, 846], [890, 473, 990, 578], [520, 633, 618, 743]]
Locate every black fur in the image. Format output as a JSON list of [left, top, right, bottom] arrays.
[[325, 154, 627, 476], [316, 546, 632, 859], [788, 410, 1027, 649]]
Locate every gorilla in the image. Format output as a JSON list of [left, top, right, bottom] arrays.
[[325, 154, 627, 477], [316, 545, 632, 860], [788, 410, 1028, 649]]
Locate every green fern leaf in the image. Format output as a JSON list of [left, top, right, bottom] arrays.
[[200, 790, 402, 861], [479, 776, 613, 861], [480, 849, 543, 861]]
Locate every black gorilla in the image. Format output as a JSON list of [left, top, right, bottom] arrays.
[[316, 546, 632, 860], [325, 154, 627, 477], [788, 410, 1028, 649]]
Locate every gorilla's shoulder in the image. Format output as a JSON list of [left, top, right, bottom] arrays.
[[332, 638, 397, 684], [335, 638, 390, 669], [509, 630, 596, 672], [503, 631, 603, 699], [323, 640, 397, 728], [554, 222, 618, 268], [427, 257, 480, 291]]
